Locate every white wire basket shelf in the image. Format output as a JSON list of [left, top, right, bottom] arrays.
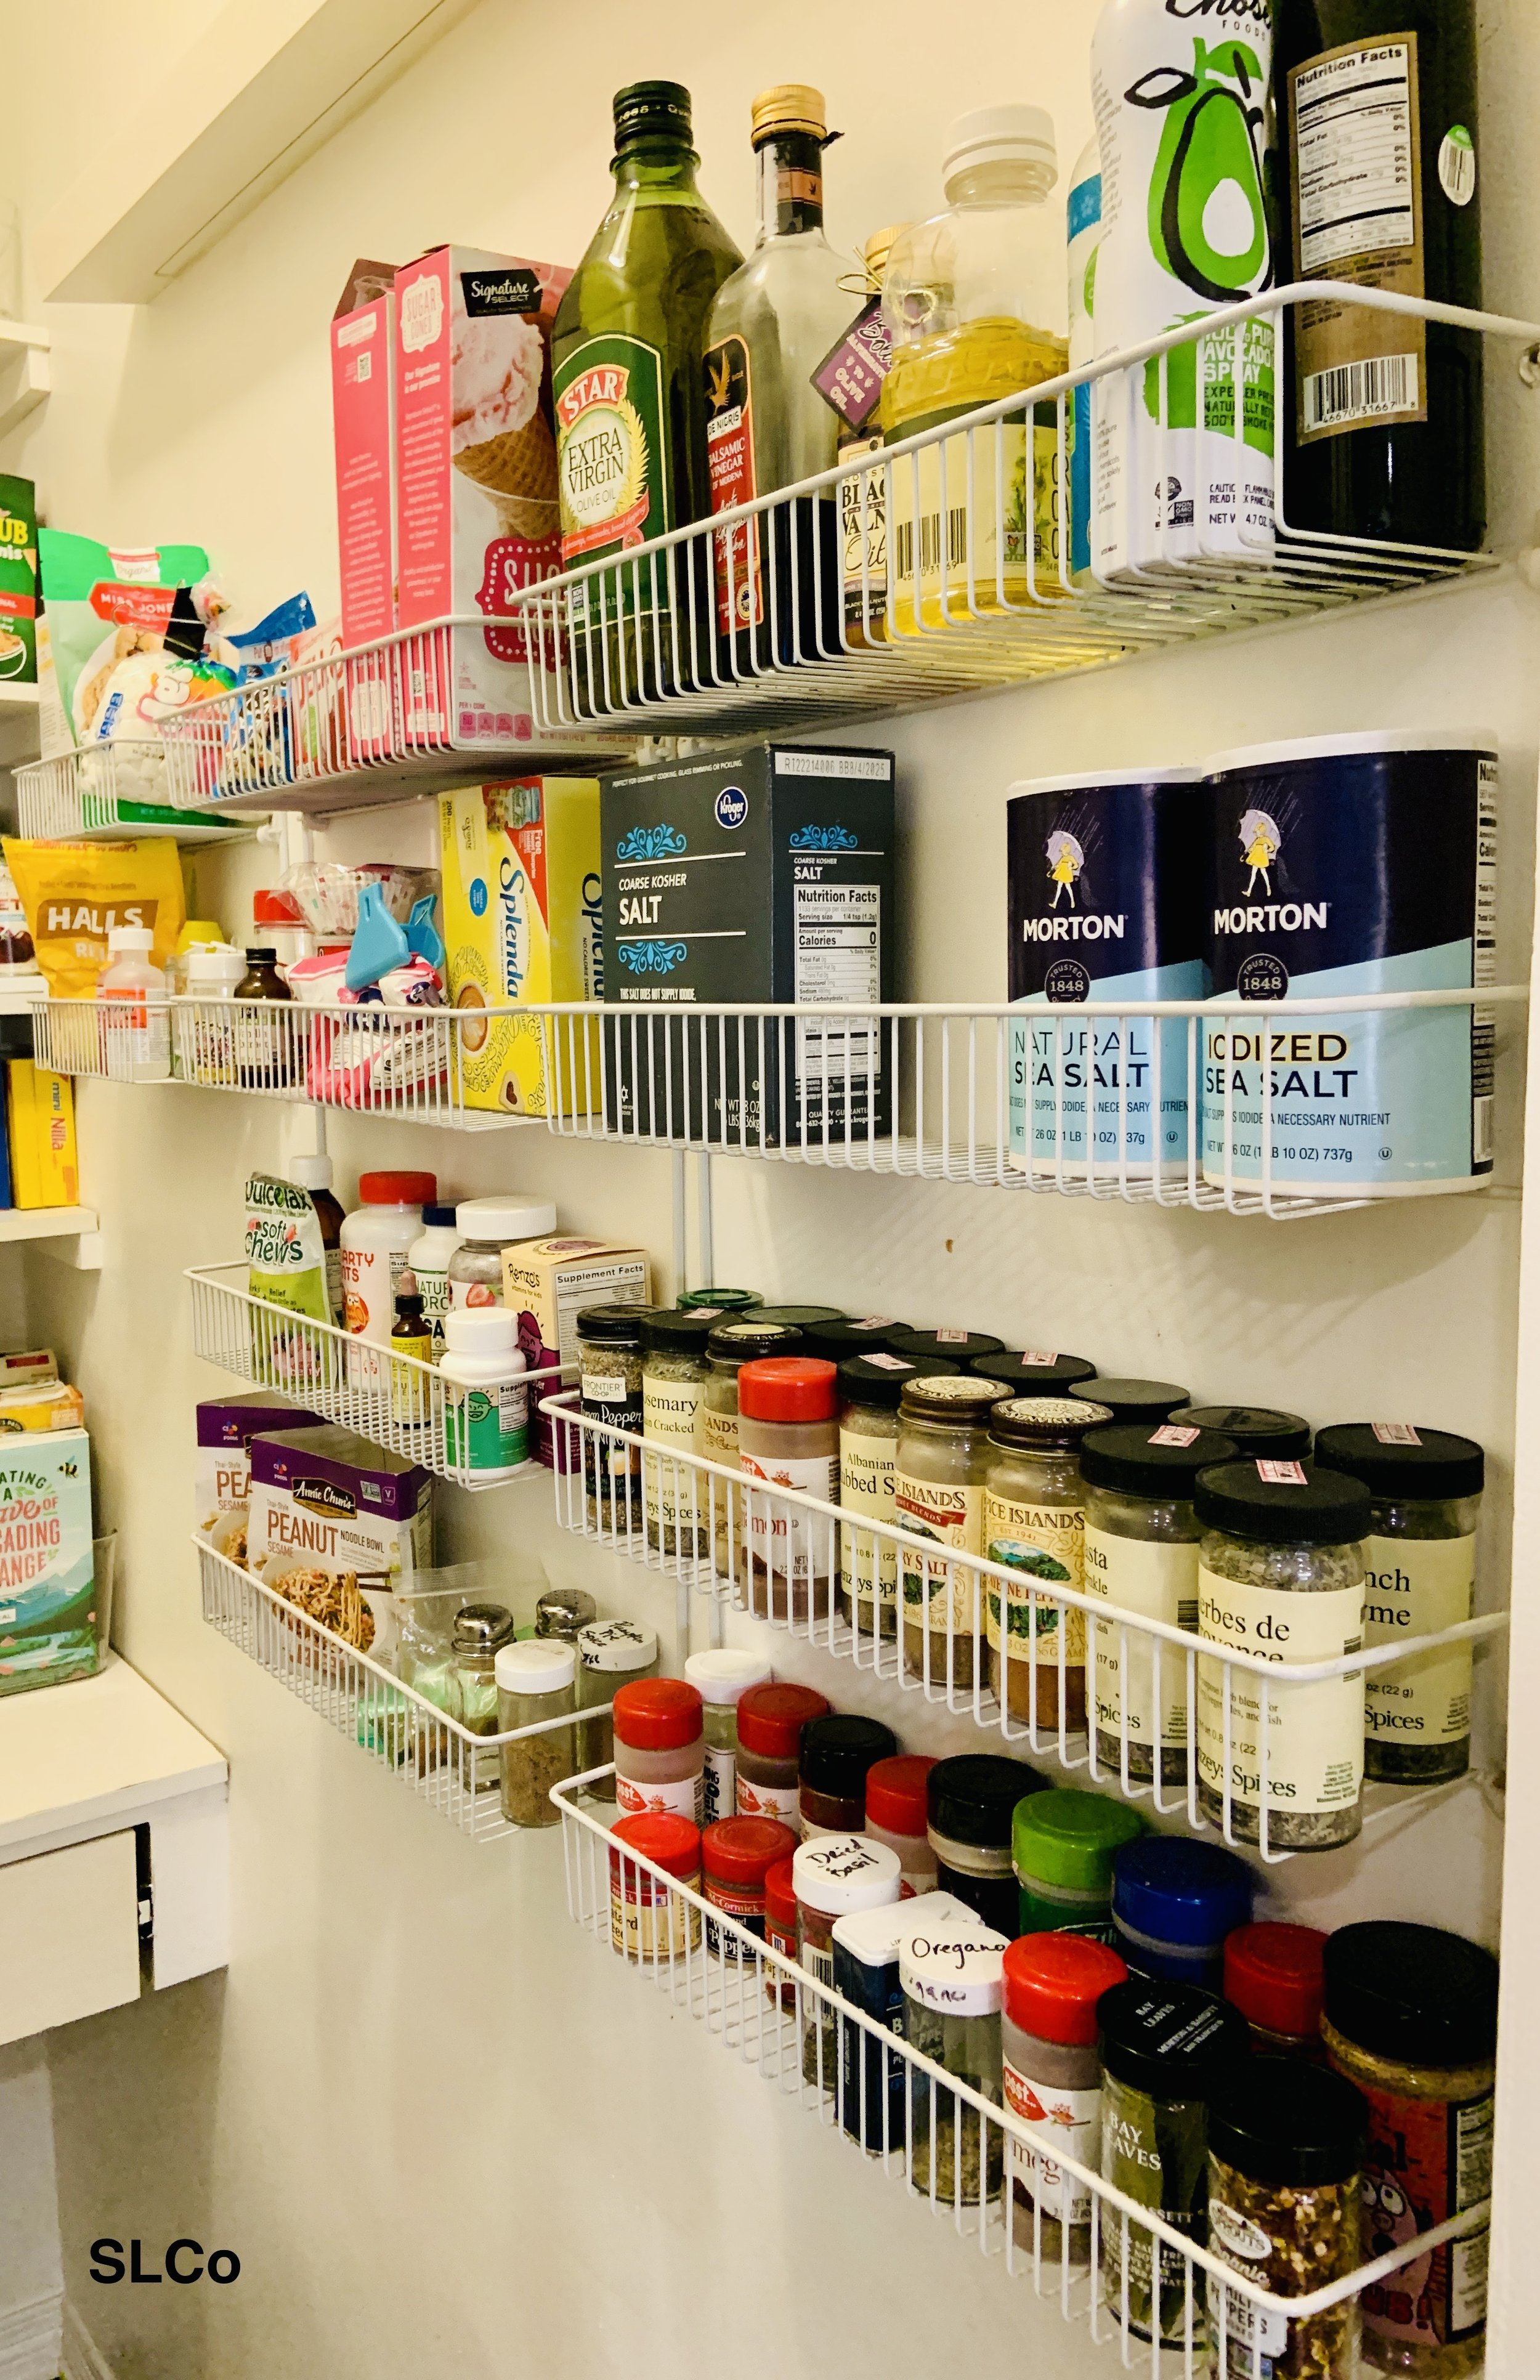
[[541, 1391, 1506, 1867], [15, 745, 256, 843], [187, 1260, 560, 1492], [34, 987, 1525, 1218], [155, 287, 1536, 793], [556, 1773, 1492, 2368], [196, 1536, 598, 1842]]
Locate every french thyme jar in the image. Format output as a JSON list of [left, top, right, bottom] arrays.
[[577, 1304, 646, 1529], [1194, 1462, 1371, 1852], [982, 1395, 1113, 1731], [1080, 1422, 1239, 1785], [641, 1309, 717, 1558], [697, 1318, 804, 1568], [894, 1374, 1010, 1688], [838, 1353, 958, 1638], [1313, 1425, 1483, 1785]]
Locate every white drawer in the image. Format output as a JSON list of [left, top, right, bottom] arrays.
[[0, 1829, 142, 2045]]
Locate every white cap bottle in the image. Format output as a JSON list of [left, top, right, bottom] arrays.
[[441, 1304, 529, 1478]]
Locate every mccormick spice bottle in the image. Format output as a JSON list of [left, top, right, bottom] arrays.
[[701, 1815, 798, 1961], [862, 1753, 938, 1893], [1223, 1921, 1328, 2059], [608, 1813, 702, 1962], [764, 1854, 799, 2010], [610, 1678, 706, 1824], [1000, 1930, 1129, 2265], [1109, 1834, 1255, 1990], [734, 1681, 829, 1826]]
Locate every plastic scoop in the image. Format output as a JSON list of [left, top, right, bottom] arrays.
[[345, 880, 409, 991], [404, 894, 444, 973]]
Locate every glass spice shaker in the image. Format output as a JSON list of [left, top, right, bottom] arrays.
[[575, 1618, 660, 1799], [495, 1640, 578, 1829], [577, 1303, 647, 1532], [641, 1309, 717, 1560], [981, 1394, 1113, 1732], [451, 1603, 516, 1795], [684, 1645, 774, 1826], [894, 1373, 1010, 1688], [697, 1319, 804, 1572], [535, 1586, 598, 1644], [837, 1353, 958, 1640], [901, 1914, 1011, 2206]]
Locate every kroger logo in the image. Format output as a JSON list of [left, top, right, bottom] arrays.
[[715, 785, 748, 831]]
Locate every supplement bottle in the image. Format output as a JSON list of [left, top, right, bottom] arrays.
[[390, 1273, 432, 1426], [341, 1170, 437, 1356], [447, 1197, 557, 1309], [407, 1204, 463, 1360], [440, 1306, 529, 1478]]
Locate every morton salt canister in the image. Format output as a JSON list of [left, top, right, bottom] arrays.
[[1007, 767, 1204, 1176], [1202, 732, 1497, 1196]]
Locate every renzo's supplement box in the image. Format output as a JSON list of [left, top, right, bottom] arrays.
[[600, 742, 895, 1144]]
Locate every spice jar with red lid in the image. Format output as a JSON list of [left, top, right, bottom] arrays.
[[864, 1753, 939, 1892], [1001, 1931, 1129, 2264], [608, 1812, 702, 1962], [1224, 1921, 1328, 2058], [702, 1815, 799, 1960], [800, 1713, 898, 1840], [734, 1680, 830, 1825], [612, 1678, 705, 1825], [738, 1357, 841, 1624], [764, 1854, 800, 2009]]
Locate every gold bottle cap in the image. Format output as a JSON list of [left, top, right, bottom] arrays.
[[751, 84, 827, 142], [863, 224, 911, 280]]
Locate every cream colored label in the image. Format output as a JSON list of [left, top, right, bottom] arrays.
[[894, 1473, 984, 1632], [642, 1380, 705, 1537], [698, 1405, 740, 1466], [982, 1494, 1085, 1661], [1085, 1527, 1198, 1752], [1196, 1568, 1366, 1815], [840, 1427, 898, 1606], [1364, 1532, 1473, 1749]]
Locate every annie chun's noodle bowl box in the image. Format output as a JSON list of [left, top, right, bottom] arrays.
[[246, 1425, 432, 1661], [1203, 732, 1497, 1196]]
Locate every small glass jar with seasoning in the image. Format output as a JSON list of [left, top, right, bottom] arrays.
[[1170, 1406, 1311, 1459], [983, 1395, 1113, 1731], [1080, 1422, 1239, 1786], [1096, 1978, 1249, 2346], [697, 1319, 804, 1569], [1109, 1835, 1254, 1988], [641, 1309, 717, 1559], [1082, 1378, 1191, 1426], [739, 1358, 841, 1626], [833, 1887, 971, 2155], [901, 1912, 1010, 2205], [1207, 2057, 1368, 2380], [734, 1681, 829, 1825], [450, 1603, 515, 1796], [577, 1304, 646, 1531], [863, 1752, 938, 1892], [794, 1834, 902, 2088], [609, 1813, 702, 1962], [702, 1815, 798, 1960], [574, 1619, 659, 1799], [799, 1714, 898, 1840], [764, 1854, 800, 2010], [1314, 1424, 1483, 1786], [1001, 1931, 1129, 2265], [895, 1374, 1010, 1688], [838, 1353, 958, 1638], [927, 1753, 1047, 1936], [684, 1646, 773, 1826], [972, 1349, 1098, 1397], [1224, 1921, 1328, 2058], [1011, 1788, 1145, 1941], [612, 1678, 706, 1825], [1322, 1921, 1498, 2380], [495, 1640, 577, 1828], [1195, 1462, 1372, 1852]]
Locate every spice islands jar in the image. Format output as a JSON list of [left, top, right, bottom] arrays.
[[894, 1373, 1009, 1688], [837, 1353, 958, 1638], [982, 1394, 1113, 1731]]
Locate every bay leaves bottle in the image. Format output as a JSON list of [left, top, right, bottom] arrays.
[[553, 81, 742, 704], [1276, 0, 1483, 551]]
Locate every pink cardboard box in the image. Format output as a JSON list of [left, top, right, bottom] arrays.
[[332, 291, 396, 650], [394, 248, 570, 748]]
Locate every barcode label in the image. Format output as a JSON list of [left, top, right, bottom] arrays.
[[1302, 354, 1419, 431], [894, 506, 968, 581], [797, 1022, 878, 1087]]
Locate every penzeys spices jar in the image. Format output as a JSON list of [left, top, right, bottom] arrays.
[[1194, 1462, 1372, 1851], [1000, 1929, 1129, 2265], [972, 1348, 1098, 1397], [982, 1394, 1114, 1731], [1170, 1405, 1311, 1460], [1082, 1378, 1190, 1426], [838, 1353, 958, 1638], [894, 1373, 1010, 1687], [641, 1309, 717, 1558], [927, 1752, 1048, 1936], [577, 1303, 646, 1529], [1313, 1424, 1483, 1786], [901, 1912, 1011, 2206]]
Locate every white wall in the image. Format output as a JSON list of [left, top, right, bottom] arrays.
[[9, 2, 1540, 2376]]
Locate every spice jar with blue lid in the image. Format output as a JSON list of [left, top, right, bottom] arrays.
[[1110, 1835, 1254, 1986], [927, 1752, 1048, 1936]]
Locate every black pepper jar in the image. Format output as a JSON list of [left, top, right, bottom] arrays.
[[798, 1713, 898, 1838], [926, 1752, 1047, 1934]]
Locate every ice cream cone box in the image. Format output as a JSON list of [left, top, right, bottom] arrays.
[[332, 292, 397, 651], [394, 248, 571, 748], [437, 778, 604, 1115], [500, 1236, 650, 1467]]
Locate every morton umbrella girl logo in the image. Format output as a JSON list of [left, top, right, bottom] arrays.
[[1045, 830, 1086, 909], [1237, 808, 1281, 896]]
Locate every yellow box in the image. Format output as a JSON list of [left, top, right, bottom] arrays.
[[7, 1062, 78, 1207], [437, 779, 602, 1115]]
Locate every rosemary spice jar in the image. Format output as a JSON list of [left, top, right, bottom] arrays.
[[799, 1713, 898, 1840], [928, 1752, 1047, 1937], [1206, 2058, 1368, 2380], [577, 1303, 647, 1529], [794, 1834, 902, 2089], [1080, 1423, 1239, 1786], [1001, 1930, 1129, 2265], [697, 1319, 804, 1568], [734, 1680, 830, 1824], [838, 1353, 958, 1638], [495, 1640, 577, 1828], [894, 1374, 1010, 1687], [1322, 1922, 1498, 2380], [609, 1812, 702, 1962], [901, 1912, 1011, 2206], [983, 1395, 1114, 1731], [1224, 1922, 1328, 2060], [1313, 1425, 1483, 1785], [738, 1358, 841, 1625], [641, 1309, 717, 1558], [575, 1618, 659, 1797], [684, 1645, 773, 1825], [1194, 1462, 1372, 1851]]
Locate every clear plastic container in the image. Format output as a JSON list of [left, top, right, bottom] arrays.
[[447, 1197, 557, 1310], [99, 925, 169, 1081], [793, 1833, 902, 2088]]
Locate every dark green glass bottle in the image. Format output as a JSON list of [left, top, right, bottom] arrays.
[[553, 82, 742, 703]]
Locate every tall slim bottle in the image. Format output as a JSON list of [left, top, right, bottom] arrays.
[[553, 82, 742, 702]]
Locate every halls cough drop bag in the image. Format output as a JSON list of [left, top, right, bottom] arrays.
[[2, 839, 187, 997]]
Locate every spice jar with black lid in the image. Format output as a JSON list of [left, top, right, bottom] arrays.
[[973, 1348, 1098, 1396], [1207, 2056, 1368, 2379], [894, 1372, 1010, 1688], [799, 1712, 898, 1839], [641, 1308, 718, 1558], [1080, 1422, 1239, 1786], [1313, 1424, 1483, 1786], [1082, 1377, 1191, 1425], [799, 1316, 912, 1362], [1321, 1921, 1498, 2380], [577, 1303, 647, 1527], [1170, 1405, 1311, 1460], [838, 1353, 959, 1637], [983, 1394, 1113, 1731], [753, 1303, 847, 1331], [1194, 1461, 1371, 1851], [889, 1326, 1005, 1366], [927, 1752, 1047, 1935]]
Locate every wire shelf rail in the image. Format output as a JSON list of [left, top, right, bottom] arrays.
[[15, 745, 255, 843]]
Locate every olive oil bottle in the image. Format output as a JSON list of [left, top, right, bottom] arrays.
[[553, 81, 742, 702]]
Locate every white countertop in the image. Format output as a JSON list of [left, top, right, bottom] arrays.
[[0, 1651, 227, 1856]]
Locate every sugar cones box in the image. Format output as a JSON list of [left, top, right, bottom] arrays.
[[394, 248, 571, 747]]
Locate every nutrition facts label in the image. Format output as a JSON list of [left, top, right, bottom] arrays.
[[1294, 42, 1416, 270], [794, 881, 880, 1087]]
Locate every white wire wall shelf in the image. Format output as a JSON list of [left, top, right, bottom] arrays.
[[187, 1261, 560, 1491], [542, 1392, 1505, 1867], [556, 1774, 1491, 2367], [15, 746, 256, 843], [197, 1537, 596, 1842]]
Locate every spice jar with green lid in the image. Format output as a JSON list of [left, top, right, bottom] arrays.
[[451, 1603, 516, 1794], [1096, 1978, 1249, 2345], [697, 1319, 804, 1568], [1321, 1921, 1498, 2380], [973, 1348, 1098, 1396], [1170, 1405, 1311, 1460], [894, 1373, 1010, 1688], [577, 1304, 647, 1529], [1011, 1787, 1145, 1941], [641, 1309, 717, 1558], [1206, 2057, 1368, 2380], [901, 1911, 1010, 2205], [678, 1286, 762, 1311], [1080, 1422, 1240, 1786], [838, 1352, 958, 1638], [1194, 1461, 1371, 1852], [983, 1394, 1113, 1730], [575, 1617, 659, 1798], [1313, 1424, 1483, 1786]]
